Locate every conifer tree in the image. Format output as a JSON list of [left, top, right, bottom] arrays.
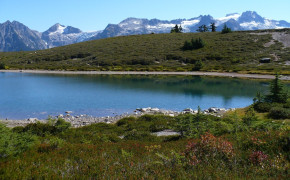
[[193, 60, 203, 71], [170, 24, 182, 33], [197, 25, 209, 32], [221, 24, 232, 34], [178, 25, 183, 33], [265, 73, 288, 103], [183, 40, 192, 50], [210, 22, 216, 32], [182, 38, 205, 50]]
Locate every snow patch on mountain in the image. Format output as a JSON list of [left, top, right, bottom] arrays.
[[42, 23, 101, 48], [216, 13, 240, 26], [240, 19, 286, 30], [2, 11, 290, 51], [147, 24, 173, 30], [181, 19, 201, 32], [76, 31, 102, 42], [182, 19, 200, 26], [240, 21, 261, 30], [49, 24, 66, 35]]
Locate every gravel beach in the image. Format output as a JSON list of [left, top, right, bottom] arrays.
[[0, 107, 233, 128], [1, 70, 289, 80]]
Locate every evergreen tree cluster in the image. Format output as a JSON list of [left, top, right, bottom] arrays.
[[265, 74, 288, 103], [254, 74, 288, 104], [182, 38, 205, 50], [221, 24, 232, 34], [171, 23, 218, 33], [0, 63, 6, 70], [170, 24, 183, 33], [197, 25, 209, 32], [197, 23, 217, 32], [193, 60, 203, 71], [253, 74, 289, 119], [196, 23, 232, 33]]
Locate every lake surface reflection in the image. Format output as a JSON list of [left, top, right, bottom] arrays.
[[0, 72, 270, 119]]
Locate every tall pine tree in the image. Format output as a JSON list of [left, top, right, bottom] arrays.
[[265, 73, 288, 103], [221, 24, 232, 34], [170, 24, 182, 33], [197, 25, 209, 32], [210, 23, 216, 32]]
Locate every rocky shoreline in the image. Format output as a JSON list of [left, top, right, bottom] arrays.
[[0, 107, 235, 128]]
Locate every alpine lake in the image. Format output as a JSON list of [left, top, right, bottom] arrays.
[[0, 72, 273, 120]]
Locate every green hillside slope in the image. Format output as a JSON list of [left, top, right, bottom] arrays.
[[0, 29, 289, 74]]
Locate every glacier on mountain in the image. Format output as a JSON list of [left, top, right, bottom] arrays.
[[1, 11, 290, 51], [41, 23, 100, 48]]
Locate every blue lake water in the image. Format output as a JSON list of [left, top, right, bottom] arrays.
[[0, 72, 271, 119]]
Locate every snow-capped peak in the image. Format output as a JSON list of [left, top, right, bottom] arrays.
[[119, 18, 143, 27], [216, 13, 241, 26], [3, 10, 289, 52], [48, 23, 66, 35], [243, 11, 258, 18]]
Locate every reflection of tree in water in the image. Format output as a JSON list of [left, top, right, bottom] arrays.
[[44, 74, 271, 101], [158, 76, 269, 101], [222, 97, 233, 107]]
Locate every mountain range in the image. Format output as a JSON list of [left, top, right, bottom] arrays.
[[1, 11, 290, 52]]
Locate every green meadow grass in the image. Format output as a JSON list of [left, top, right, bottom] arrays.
[[0, 110, 289, 179], [1, 29, 289, 74]]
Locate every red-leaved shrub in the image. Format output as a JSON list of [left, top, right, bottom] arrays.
[[249, 151, 268, 165], [184, 133, 234, 166]]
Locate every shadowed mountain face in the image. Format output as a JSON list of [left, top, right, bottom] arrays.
[[1, 11, 290, 52], [0, 22, 100, 51], [0, 21, 47, 51]]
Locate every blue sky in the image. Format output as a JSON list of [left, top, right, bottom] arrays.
[[1, 0, 289, 32]]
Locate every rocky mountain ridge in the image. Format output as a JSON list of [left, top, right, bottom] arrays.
[[1, 11, 290, 52]]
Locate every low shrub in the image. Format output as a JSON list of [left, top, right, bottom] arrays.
[[0, 63, 8, 70], [12, 126, 25, 133], [37, 137, 65, 153], [212, 121, 234, 135], [268, 107, 290, 119], [22, 118, 71, 136], [221, 24, 232, 34], [249, 151, 268, 166], [253, 102, 272, 112], [0, 112, 289, 178], [242, 107, 258, 125], [182, 38, 205, 50], [0, 124, 38, 158], [192, 60, 203, 71], [55, 118, 71, 133], [174, 114, 237, 137], [22, 122, 56, 137], [123, 130, 159, 141], [59, 123, 122, 144], [283, 100, 290, 108], [184, 133, 235, 166], [116, 115, 172, 133]]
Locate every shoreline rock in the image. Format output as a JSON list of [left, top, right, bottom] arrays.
[[0, 107, 235, 128]]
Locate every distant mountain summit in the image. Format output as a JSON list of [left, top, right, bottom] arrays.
[[41, 23, 98, 48], [1, 11, 290, 52], [0, 21, 46, 51], [89, 11, 290, 40], [238, 11, 265, 23], [0, 22, 100, 51]]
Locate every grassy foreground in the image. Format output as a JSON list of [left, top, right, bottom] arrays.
[[0, 104, 289, 179], [0, 29, 289, 74]]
